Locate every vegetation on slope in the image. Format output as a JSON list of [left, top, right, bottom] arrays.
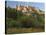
[[6, 7, 45, 34]]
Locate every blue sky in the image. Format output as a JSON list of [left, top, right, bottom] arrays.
[[6, 1, 45, 10]]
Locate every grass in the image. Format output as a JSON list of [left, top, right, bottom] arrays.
[[6, 28, 44, 34]]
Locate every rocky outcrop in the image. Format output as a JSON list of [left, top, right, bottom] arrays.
[[16, 5, 44, 16]]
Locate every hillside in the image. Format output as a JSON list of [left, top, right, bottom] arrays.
[[6, 6, 45, 34]]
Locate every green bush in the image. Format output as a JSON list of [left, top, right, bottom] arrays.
[[6, 7, 45, 28]]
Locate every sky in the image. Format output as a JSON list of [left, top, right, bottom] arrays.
[[6, 1, 45, 11]]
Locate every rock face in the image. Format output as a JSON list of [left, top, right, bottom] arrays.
[[16, 5, 44, 16]]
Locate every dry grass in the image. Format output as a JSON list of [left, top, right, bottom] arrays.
[[32, 28, 44, 32], [7, 28, 32, 34], [6, 28, 44, 34]]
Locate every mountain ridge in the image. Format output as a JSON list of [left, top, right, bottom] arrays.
[[15, 5, 44, 16]]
